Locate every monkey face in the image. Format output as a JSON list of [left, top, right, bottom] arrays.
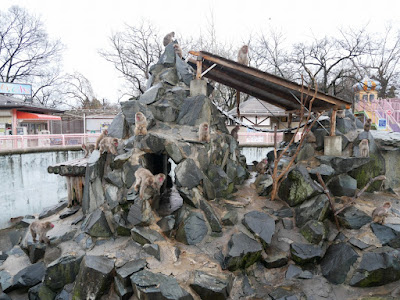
[[112, 138, 119, 147], [242, 45, 248, 53], [45, 222, 54, 229], [135, 112, 144, 122]]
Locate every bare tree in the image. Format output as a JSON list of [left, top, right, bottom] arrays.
[[0, 6, 64, 104], [290, 27, 369, 97], [353, 24, 400, 98], [62, 72, 101, 109], [99, 20, 162, 97]]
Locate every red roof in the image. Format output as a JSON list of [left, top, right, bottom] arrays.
[[17, 111, 61, 121]]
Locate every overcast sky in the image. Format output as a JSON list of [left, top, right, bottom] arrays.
[[3, 0, 400, 103]]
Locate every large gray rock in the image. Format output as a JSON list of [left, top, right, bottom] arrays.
[[254, 173, 273, 196], [39, 201, 68, 219], [158, 43, 177, 67], [82, 209, 113, 238], [131, 226, 164, 245], [175, 158, 204, 189], [130, 270, 193, 300], [190, 271, 232, 300], [207, 164, 234, 198], [139, 82, 165, 105], [28, 283, 56, 300], [223, 232, 262, 271], [43, 255, 83, 291], [370, 223, 400, 247], [200, 200, 222, 233], [82, 152, 106, 214], [242, 211, 275, 247], [295, 194, 330, 227], [104, 169, 124, 188], [337, 206, 372, 229], [72, 256, 114, 299], [176, 55, 194, 86], [300, 220, 326, 244], [318, 156, 371, 174], [27, 243, 47, 264], [127, 198, 155, 226], [165, 141, 184, 164], [278, 165, 322, 206], [115, 259, 146, 300], [107, 112, 128, 139], [320, 242, 359, 284], [5, 262, 45, 292], [176, 95, 212, 126], [350, 247, 400, 287], [327, 174, 357, 197], [121, 99, 155, 129], [290, 243, 324, 265], [157, 216, 175, 236], [175, 211, 208, 245]]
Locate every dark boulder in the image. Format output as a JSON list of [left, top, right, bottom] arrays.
[[200, 200, 222, 233], [72, 255, 115, 299], [327, 174, 357, 197], [82, 209, 113, 238], [27, 243, 47, 264], [175, 158, 204, 189], [39, 201, 68, 219], [221, 210, 238, 226], [290, 243, 324, 265], [130, 270, 193, 300], [300, 220, 326, 244], [43, 255, 83, 292], [294, 194, 330, 228], [320, 242, 359, 284], [350, 247, 400, 287], [190, 271, 232, 300], [278, 165, 322, 207], [242, 211, 275, 247], [175, 211, 208, 245], [143, 244, 160, 261], [28, 283, 56, 300], [223, 232, 262, 271], [131, 226, 165, 245], [5, 262, 45, 292], [337, 206, 372, 229]]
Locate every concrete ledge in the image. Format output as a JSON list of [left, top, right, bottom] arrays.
[[324, 136, 342, 156]]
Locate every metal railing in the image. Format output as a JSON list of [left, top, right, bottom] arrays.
[[0, 133, 100, 150]]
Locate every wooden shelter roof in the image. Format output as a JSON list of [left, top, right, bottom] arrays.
[[189, 51, 352, 112]]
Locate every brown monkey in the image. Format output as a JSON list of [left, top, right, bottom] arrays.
[[99, 137, 119, 155], [163, 31, 175, 46], [30, 221, 54, 244], [372, 202, 391, 224], [82, 143, 95, 158], [95, 129, 108, 149], [133, 168, 166, 200], [253, 159, 268, 174], [364, 118, 372, 132], [230, 125, 240, 141], [237, 45, 249, 66], [305, 131, 317, 143], [134, 112, 148, 136], [336, 110, 346, 118], [359, 139, 369, 157], [198, 122, 210, 143], [174, 43, 183, 58]]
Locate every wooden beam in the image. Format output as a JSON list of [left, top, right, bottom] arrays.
[[189, 50, 351, 108], [236, 91, 241, 118], [196, 55, 202, 79], [330, 110, 337, 136], [288, 113, 293, 128]]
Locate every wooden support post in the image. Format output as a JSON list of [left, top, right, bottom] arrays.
[[288, 113, 293, 128], [236, 91, 241, 119], [330, 110, 337, 136], [196, 56, 202, 80]]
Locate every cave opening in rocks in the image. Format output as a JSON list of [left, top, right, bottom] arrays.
[[142, 153, 182, 216]]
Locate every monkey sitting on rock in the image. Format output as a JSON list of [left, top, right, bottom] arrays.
[[163, 31, 175, 46], [359, 139, 369, 157], [99, 137, 119, 155], [198, 122, 210, 143], [30, 221, 54, 244], [95, 129, 108, 149], [372, 202, 391, 224], [237, 45, 249, 66], [364, 118, 372, 132], [134, 112, 148, 136]]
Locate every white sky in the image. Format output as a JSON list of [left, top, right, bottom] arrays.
[[3, 0, 400, 104]]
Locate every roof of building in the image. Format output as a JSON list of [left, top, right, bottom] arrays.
[[189, 51, 352, 113], [0, 94, 63, 114], [227, 97, 286, 116]]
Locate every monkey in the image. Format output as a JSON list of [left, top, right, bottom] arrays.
[[134, 112, 148, 136], [230, 125, 240, 141], [30, 221, 54, 244], [237, 45, 249, 66], [372, 202, 391, 224], [336, 110, 346, 118], [198, 122, 210, 143], [364, 118, 372, 132], [173, 43, 183, 58], [305, 131, 317, 143], [95, 129, 108, 149], [99, 137, 119, 155], [252, 159, 268, 174], [9, 216, 24, 224], [359, 139, 369, 158], [163, 32, 175, 46], [133, 168, 166, 200], [81, 143, 95, 158]]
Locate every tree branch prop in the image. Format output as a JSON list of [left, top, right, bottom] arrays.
[[270, 75, 322, 200], [316, 172, 340, 230], [355, 175, 386, 199]]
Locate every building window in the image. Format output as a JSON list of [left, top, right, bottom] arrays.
[[369, 94, 375, 101], [362, 95, 368, 101]]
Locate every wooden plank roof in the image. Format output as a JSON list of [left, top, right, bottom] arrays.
[[189, 51, 352, 112]]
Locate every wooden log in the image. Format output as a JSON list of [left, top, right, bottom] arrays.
[[330, 110, 337, 136]]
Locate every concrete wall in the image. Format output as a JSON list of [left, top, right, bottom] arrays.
[[0, 150, 82, 229], [240, 146, 273, 164]]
